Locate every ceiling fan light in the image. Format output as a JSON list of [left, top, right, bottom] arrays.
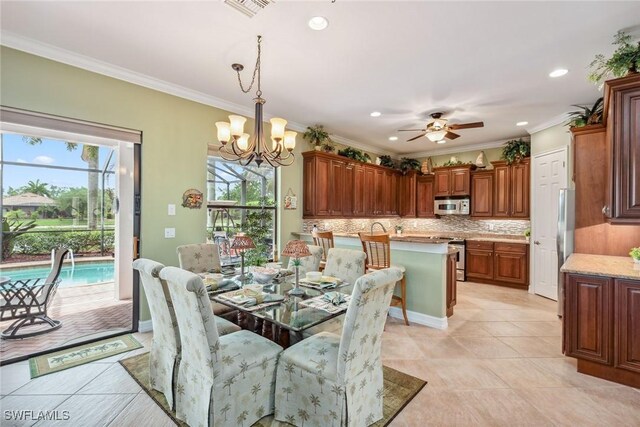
[[436, 139, 447, 144], [427, 130, 447, 142]]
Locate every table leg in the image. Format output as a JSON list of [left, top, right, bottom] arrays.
[[261, 320, 273, 340], [237, 311, 249, 329], [278, 328, 290, 349]]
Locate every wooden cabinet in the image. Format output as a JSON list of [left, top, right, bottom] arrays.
[[446, 251, 457, 317], [563, 273, 640, 387], [399, 171, 417, 217], [471, 171, 493, 217], [416, 176, 435, 218], [466, 240, 528, 287], [491, 159, 530, 218], [603, 74, 640, 223], [433, 165, 474, 197], [302, 151, 403, 218]]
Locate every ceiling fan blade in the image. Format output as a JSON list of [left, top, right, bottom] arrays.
[[448, 121, 484, 130], [445, 131, 461, 140], [406, 133, 426, 142], [398, 129, 426, 132]]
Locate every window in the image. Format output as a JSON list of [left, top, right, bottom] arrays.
[[206, 156, 277, 266]]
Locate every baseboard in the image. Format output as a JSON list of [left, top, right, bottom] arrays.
[[138, 319, 153, 333], [388, 307, 448, 329]]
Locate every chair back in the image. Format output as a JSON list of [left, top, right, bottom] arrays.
[[287, 244, 323, 274], [323, 248, 366, 285], [358, 232, 391, 269], [176, 243, 221, 274], [41, 247, 70, 302], [133, 258, 180, 352], [160, 267, 220, 378], [337, 268, 403, 382], [313, 231, 334, 262]]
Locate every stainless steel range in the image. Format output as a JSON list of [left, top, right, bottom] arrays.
[[428, 236, 466, 281]]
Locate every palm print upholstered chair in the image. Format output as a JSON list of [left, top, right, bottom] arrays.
[[159, 267, 282, 427], [287, 244, 323, 275], [274, 267, 403, 427], [132, 259, 240, 410], [176, 243, 222, 274]]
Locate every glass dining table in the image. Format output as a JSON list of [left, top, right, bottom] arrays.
[[210, 276, 353, 347]]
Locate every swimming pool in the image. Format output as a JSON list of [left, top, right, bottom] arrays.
[[0, 261, 114, 288]]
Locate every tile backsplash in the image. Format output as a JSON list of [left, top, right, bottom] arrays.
[[302, 217, 529, 236]]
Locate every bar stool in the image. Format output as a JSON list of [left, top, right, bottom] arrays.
[[313, 230, 334, 271], [358, 232, 409, 326]]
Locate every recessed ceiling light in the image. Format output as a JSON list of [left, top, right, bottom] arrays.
[[436, 140, 446, 144], [516, 121, 528, 126], [549, 69, 568, 78], [308, 16, 329, 31], [388, 136, 398, 141], [370, 111, 381, 117]]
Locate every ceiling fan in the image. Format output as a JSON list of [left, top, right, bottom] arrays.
[[398, 112, 484, 142]]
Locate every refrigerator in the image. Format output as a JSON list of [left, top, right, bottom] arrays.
[[557, 188, 575, 317]]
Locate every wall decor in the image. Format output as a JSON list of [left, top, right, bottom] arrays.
[[284, 188, 297, 210], [182, 188, 203, 209]]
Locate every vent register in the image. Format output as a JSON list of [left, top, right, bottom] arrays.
[[224, 0, 272, 17]]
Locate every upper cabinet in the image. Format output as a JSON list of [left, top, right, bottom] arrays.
[[399, 171, 418, 217], [603, 73, 640, 223], [471, 171, 494, 217], [433, 165, 475, 197], [302, 151, 401, 219], [416, 175, 435, 218], [490, 159, 530, 219]]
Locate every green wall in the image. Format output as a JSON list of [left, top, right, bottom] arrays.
[[425, 146, 504, 169]]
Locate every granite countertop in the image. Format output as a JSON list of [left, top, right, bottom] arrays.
[[293, 231, 527, 244], [560, 254, 640, 280]]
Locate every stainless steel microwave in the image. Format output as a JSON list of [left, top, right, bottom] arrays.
[[434, 198, 470, 215]]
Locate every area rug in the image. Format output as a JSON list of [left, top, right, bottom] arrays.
[[120, 352, 426, 426], [29, 334, 142, 378]]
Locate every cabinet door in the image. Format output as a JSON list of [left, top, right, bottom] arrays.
[[374, 169, 385, 215], [615, 279, 640, 373], [416, 177, 435, 217], [446, 252, 457, 317], [450, 168, 470, 196], [314, 157, 331, 216], [303, 156, 316, 217], [400, 172, 417, 217], [352, 165, 366, 217], [564, 274, 613, 365], [385, 171, 399, 215], [466, 248, 494, 280], [493, 165, 510, 217], [342, 164, 355, 217], [494, 245, 528, 286], [364, 167, 376, 216], [471, 173, 493, 217], [434, 170, 450, 197], [511, 160, 530, 218], [329, 160, 345, 216]]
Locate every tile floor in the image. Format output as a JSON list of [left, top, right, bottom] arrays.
[[1, 282, 132, 362], [0, 281, 638, 426]]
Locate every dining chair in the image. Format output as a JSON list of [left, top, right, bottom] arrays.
[[133, 259, 240, 410], [313, 231, 334, 270], [274, 268, 403, 427], [160, 266, 283, 427], [358, 232, 409, 326], [286, 244, 323, 275], [323, 248, 366, 286]]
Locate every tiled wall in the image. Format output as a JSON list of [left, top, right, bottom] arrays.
[[302, 217, 530, 236]]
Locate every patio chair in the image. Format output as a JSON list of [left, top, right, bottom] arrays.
[[0, 247, 69, 339]]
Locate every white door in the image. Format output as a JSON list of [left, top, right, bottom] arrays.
[[532, 148, 567, 300]]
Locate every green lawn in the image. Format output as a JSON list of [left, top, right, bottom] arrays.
[[3, 217, 115, 228]]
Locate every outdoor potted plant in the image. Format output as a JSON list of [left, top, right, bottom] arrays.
[[502, 138, 530, 165], [589, 31, 640, 87], [566, 97, 604, 128], [303, 125, 331, 151], [630, 247, 640, 264]]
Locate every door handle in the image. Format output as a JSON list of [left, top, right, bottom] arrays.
[[534, 241, 541, 245]]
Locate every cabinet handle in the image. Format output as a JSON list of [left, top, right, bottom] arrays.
[[602, 205, 610, 216]]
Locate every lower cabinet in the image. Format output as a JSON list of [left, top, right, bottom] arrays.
[[446, 251, 457, 317], [563, 274, 640, 387], [466, 240, 528, 288]]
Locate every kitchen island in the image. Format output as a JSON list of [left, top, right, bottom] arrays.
[[293, 232, 458, 329]]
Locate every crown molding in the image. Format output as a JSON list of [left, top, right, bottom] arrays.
[[526, 112, 570, 135], [1, 32, 401, 156], [406, 138, 522, 158]]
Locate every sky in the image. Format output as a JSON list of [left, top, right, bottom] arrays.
[[1, 133, 115, 192]]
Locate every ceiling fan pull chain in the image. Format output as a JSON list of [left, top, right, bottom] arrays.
[[235, 35, 262, 96]]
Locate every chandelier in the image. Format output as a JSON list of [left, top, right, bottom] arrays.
[[215, 36, 296, 167]]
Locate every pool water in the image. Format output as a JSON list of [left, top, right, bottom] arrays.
[[0, 262, 114, 288]]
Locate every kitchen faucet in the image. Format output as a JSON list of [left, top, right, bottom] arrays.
[[370, 221, 387, 234]]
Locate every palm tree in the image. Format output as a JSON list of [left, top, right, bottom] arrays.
[[331, 384, 343, 405], [236, 410, 248, 426], [309, 394, 321, 414], [282, 386, 293, 401], [251, 383, 262, 401], [23, 137, 100, 229], [223, 377, 235, 395], [239, 360, 250, 379], [297, 409, 309, 426], [284, 362, 296, 381], [24, 179, 51, 197], [316, 376, 325, 394], [220, 403, 231, 421], [329, 409, 338, 427]]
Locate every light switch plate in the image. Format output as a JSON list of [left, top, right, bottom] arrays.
[[168, 204, 176, 216], [164, 228, 176, 238]]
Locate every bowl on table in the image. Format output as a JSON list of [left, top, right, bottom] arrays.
[[305, 271, 322, 282], [250, 266, 279, 284]]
